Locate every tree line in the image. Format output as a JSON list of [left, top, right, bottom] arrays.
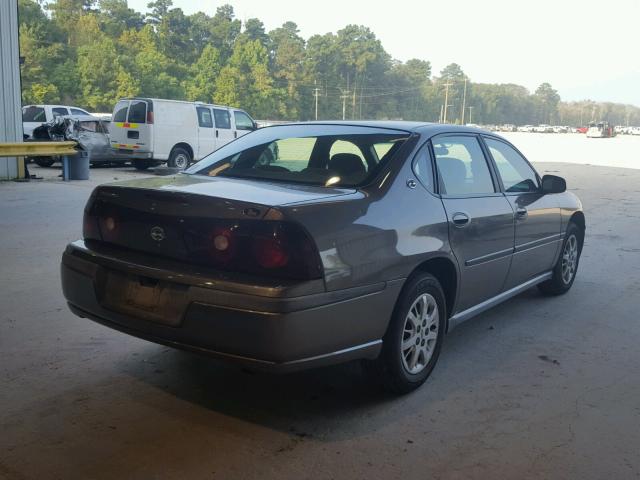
[[18, 0, 640, 126]]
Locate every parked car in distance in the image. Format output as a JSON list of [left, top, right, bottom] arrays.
[[61, 122, 585, 393], [535, 124, 553, 133], [30, 115, 129, 167], [517, 125, 534, 132], [552, 126, 568, 133], [22, 104, 92, 138], [109, 98, 257, 170]]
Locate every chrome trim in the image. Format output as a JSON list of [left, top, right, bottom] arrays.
[[514, 233, 563, 253], [465, 247, 514, 267], [448, 271, 553, 330]]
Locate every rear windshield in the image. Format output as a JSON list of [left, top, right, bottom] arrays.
[[112, 101, 129, 122], [187, 125, 409, 187], [22, 106, 46, 122]]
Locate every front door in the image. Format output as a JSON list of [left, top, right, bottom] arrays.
[[482, 136, 562, 288], [196, 106, 216, 159], [213, 108, 235, 148], [433, 134, 515, 312]]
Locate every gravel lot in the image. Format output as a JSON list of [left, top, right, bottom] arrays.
[[1, 159, 639, 480]]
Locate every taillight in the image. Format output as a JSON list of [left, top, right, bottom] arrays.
[[210, 226, 236, 263], [146, 110, 154, 124], [99, 214, 119, 241], [253, 236, 289, 269], [82, 211, 100, 240]]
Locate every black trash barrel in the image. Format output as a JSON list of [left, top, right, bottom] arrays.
[[68, 150, 90, 180]]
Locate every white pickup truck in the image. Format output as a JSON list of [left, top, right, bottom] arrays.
[[22, 104, 92, 138]]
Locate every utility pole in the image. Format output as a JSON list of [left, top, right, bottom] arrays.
[[468, 106, 474, 124], [460, 77, 467, 125], [439, 104, 444, 123], [442, 82, 453, 124], [312, 87, 320, 121], [340, 88, 350, 121]]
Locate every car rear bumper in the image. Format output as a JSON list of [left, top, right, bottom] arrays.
[[61, 241, 403, 372]]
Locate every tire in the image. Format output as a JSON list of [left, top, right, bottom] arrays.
[[538, 222, 583, 295], [367, 273, 446, 394], [35, 157, 55, 167], [132, 159, 154, 171], [167, 147, 191, 170]]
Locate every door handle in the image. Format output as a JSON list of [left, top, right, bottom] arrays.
[[452, 212, 470, 227], [216, 130, 219, 138], [516, 207, 528, 219]]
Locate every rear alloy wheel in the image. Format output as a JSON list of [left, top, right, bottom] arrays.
[[538, 222, 583, 295], [367, 273, 446, 394], [168, 147, 191, 170]]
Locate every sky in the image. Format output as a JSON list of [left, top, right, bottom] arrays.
[[128, 0, 640, 106]]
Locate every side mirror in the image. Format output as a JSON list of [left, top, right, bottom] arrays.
[[541, 174, 566, 194], [252, 121, 258, 131]]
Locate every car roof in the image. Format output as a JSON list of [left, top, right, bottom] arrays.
[[266, 120, 495, 136]]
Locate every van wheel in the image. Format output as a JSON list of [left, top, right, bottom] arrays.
[[168, 147, 191, 170], [365, 273, 446, 394], [35, 157, 55, 167], [132, 159, 154, 171]]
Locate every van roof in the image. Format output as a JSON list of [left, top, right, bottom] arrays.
[[120, 98, 242, 111]]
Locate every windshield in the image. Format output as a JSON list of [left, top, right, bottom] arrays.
[[22, 106, 46, 122], [187, 125, 410, 187]]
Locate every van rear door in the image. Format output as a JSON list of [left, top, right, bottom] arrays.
[[110, 99, 153, 154]]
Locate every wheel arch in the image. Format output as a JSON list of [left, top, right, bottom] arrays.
[[406, 255, 459, 328], [170, 142, 194, 160]]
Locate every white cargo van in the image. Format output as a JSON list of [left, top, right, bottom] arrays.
[[109, 98, 257, 170]]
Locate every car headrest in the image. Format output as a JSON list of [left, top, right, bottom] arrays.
[[329, 153, 366, 177], [437, 157, 467, 193]]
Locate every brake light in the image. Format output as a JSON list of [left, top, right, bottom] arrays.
[[253, 236, 289, 269], [82, 211, 100, 240], [146, 110, 154, 124]]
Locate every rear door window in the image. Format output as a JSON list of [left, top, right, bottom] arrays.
[[433, 136, 496, 195], [113, 101, 129, 122], [213, 109, 231, 129], [22, 106, 46, 122], [197, 107, 213, 128], [127, 101, 147, 123]]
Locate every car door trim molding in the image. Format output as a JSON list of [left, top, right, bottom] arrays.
[[465, 246, 514, 267], [514, 233, 563, 254], [449, 271, 553, 330]]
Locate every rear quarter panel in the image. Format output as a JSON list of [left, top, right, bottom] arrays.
[[280, 142, 453, 292]]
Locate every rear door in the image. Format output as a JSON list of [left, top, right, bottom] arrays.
[[196, 106, 216, 159], [109, 100, 130, 148], [124, 100, 152, 153], [433, 134, 515, 312], [482, 136, 562, 288], [213, 108, 235, 147]]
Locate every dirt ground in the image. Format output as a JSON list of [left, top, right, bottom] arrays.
[[0, 162, 639, 480]]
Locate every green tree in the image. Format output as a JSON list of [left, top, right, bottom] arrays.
[[184, 45, 221, 102]]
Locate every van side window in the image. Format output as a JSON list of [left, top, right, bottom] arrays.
[[128, 101, 147, 123], [234, 111, 254, 130], [70, 108, 88, 116], [113, 101, 128, 122], [213, 109, 231, 129], [197, 107, 213, 128], [52, 107, 68, 117]]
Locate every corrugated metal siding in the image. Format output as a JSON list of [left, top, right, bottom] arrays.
[[0, 0, 21, 179]]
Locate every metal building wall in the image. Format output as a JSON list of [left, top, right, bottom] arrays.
[[0, 0, 22, 179]]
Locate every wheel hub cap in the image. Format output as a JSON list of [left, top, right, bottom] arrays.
[[561, 234, 578, 284], [401, 293, 439, 375]]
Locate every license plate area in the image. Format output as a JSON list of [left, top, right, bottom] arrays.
[[100, 270, 189, 327]]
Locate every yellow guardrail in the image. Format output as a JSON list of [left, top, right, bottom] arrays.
[[0, 141, 77, 157]]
